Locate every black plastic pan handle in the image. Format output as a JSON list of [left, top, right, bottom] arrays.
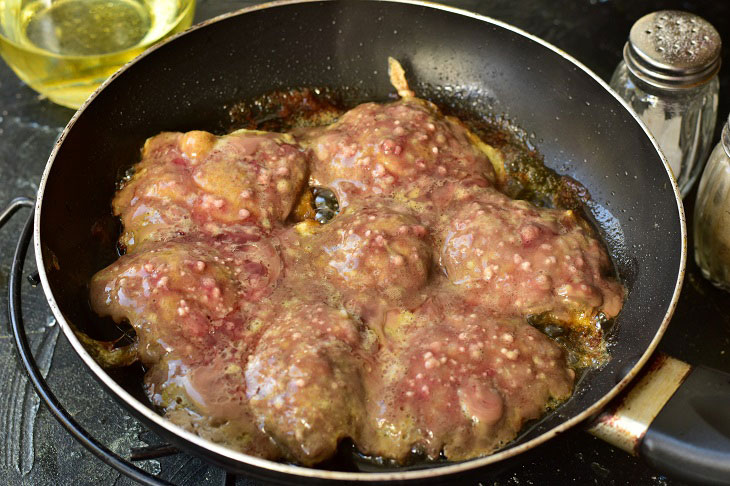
[[589, 354, 730, 485], [641, 364, 730, 485]]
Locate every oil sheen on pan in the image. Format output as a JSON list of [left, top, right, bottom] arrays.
[[86, 59, 624, 467]]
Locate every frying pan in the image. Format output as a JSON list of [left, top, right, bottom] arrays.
[[10, 0, 730, 484]]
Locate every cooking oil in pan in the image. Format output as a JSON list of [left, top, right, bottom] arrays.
[[0, 0, 195, 109]]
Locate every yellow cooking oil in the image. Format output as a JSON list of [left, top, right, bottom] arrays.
[[0, 0, 195, 108]]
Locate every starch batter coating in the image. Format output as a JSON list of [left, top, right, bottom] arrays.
[[89, 61, 624, 467], [113, 129, 308, 252], [435, 185, 624, 323], [300, 97, 498, 209], [362, 300, 574, 462], [315, 198, 432, 303], [245, 301, 370, 464]]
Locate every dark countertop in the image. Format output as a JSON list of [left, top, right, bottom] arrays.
[[0, 1, 728, 485]]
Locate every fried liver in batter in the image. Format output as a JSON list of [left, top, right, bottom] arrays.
[[89, 60, 624, 467], [299, 97, 498, 209], [363, 299, 573, 462], [316, 198, 432, 303], [435, 186, 624, 322], [245, 301, 370, 465], [114, 129, 308, 252]]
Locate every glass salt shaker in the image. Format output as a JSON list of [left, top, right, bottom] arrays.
[[694, 115, 730, 291], [610, 10, 721, 198]]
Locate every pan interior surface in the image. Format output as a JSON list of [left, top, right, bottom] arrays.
[[35, 0, 683, 481]]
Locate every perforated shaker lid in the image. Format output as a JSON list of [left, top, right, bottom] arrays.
[[624, 10, 721, 89]]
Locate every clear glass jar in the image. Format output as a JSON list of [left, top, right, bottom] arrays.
[[610, 62, 719, 198], [694, 116, 730, 291], [609, 10, 721, 198]]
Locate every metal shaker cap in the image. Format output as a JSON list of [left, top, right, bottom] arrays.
[[624, 10, 721, 90]]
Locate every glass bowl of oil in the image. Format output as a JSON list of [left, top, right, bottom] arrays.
[[0, 0, 195, 109]]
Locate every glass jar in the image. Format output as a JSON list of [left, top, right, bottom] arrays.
[[694, 116, 730, 291], [609, 11, 721, 198], [0, 0, 196, 109]]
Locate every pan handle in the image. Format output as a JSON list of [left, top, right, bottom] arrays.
[[588, 353, 730, 485]]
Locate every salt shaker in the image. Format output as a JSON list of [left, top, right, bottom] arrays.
[[610, 11, 721, 198], [694, 114, 730, 291]]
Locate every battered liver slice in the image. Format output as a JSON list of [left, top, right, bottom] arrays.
[[89, 61, 623, 466]]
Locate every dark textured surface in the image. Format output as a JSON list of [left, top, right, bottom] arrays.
[[0, 1, 728, 485]]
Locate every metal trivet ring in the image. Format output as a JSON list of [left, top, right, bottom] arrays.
[[2, 197, 238, 486]]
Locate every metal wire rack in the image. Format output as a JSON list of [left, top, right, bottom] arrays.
[[2, 198, 236, 486]]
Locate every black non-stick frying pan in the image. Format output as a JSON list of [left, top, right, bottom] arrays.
[[16, 0, 730, 484]]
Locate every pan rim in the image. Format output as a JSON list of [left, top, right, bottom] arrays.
[[33, 0, 687, 481]]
